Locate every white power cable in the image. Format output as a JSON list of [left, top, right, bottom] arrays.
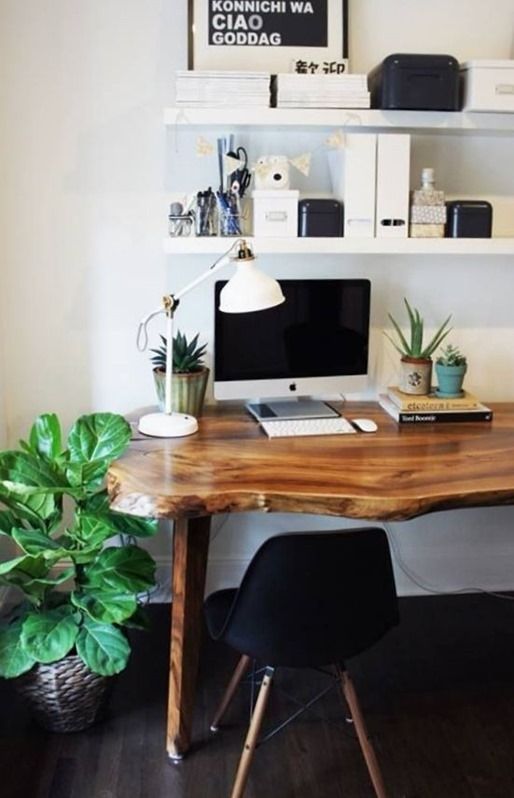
[[383, 522, 514, 603]]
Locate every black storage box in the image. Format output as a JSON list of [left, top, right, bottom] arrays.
[[298, 199, 343, 237], [368, 54, 460, 111], [445, 200, 493, 238]]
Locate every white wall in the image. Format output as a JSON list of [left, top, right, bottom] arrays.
[[1, 0, 514, 598]]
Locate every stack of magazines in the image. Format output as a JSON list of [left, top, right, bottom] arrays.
[[175, 71, 271, 107], [379, 387, 493, 424], [273, 73, 370, 108]]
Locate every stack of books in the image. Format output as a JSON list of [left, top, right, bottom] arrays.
[[379, 387, 493, 424], [273, 74, 370, 109], [175, 71, 271, 107]]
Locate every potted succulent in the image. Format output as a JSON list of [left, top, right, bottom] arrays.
[[0, 412, 157, 732], [435, 343, 468, 397], [151, 329, 209, 417], [385, 299, 452, 395]]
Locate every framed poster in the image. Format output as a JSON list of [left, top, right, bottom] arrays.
[[188, 0, 348, 73]]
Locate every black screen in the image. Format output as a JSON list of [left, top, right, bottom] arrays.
[[214, 279, 371, 382]]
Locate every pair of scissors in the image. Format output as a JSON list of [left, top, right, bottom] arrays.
[[230, 146, 251, 198]]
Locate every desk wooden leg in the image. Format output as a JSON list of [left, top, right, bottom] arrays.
[[167, 516, 211, 761]]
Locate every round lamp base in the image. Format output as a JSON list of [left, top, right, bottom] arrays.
[[138, 412, 199, 438]]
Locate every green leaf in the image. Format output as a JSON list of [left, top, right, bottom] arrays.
[[21, 605, 79, 664], [84, 546, 156, 593], [0, 510, 18, 536], [29, 414, 62, 459], [0, 553, 48, 578], [11, 527, 62, 558], [0, 556, 54, 605], [71, 590, 137, 624], [0, 450, 66, 489], [81, 492, 157, 539], [65, 460, 110, 490], [387, 313, 411, 356], [68, 413, 131, 466], [75, 617, 130, 675], [0, 481, 59, 522], [72, 514, 117, 547], [421, 315, 453, 358], [103, 510, 157, 539], [0, 622, 36, 678], [25, 565, 75, 588]]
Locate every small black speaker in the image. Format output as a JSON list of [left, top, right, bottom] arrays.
[[298, 199, 343, 237], [445, 200, 493, 238]]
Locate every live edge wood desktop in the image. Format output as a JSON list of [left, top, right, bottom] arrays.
[[107, 401, 514, 760]]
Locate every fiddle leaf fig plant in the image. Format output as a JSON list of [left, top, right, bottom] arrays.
[[385, 298, 452, 360], [0, 412, 157, 680]]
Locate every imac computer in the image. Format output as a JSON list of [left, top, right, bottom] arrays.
[[214, 278, 371, 420]]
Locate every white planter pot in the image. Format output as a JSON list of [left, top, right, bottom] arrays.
[[399, 357, 432, 395]]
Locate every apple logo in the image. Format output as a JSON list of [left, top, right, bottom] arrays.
[[289, 383, 297, 392]]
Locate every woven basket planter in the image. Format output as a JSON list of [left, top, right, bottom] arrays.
[[15, 655, 111, 733]]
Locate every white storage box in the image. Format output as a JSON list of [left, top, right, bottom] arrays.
[[252, 190, 299, 237], [343, 134, 377, 238], [376, 134, 410, 239], [460, 60, 514, 113]]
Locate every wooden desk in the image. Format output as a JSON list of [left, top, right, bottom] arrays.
[[107, 401, 514, 760]]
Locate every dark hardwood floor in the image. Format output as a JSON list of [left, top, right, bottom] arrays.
[[1, 595, 514, 798]]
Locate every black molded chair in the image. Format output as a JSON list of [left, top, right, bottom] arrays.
[[204, 527, 399, 798]]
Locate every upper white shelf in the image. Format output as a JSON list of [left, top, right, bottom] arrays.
[[163, 237, 514, 256], [165, 107, 514, 135]]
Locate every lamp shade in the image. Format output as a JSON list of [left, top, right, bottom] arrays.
[[219, 261, 285, 313]]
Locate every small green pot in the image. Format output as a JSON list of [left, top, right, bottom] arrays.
[[435, 362, 467, 397], [153, 367, 209, 417]]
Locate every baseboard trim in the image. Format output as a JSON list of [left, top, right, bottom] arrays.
[[154, 554, 514, 602]]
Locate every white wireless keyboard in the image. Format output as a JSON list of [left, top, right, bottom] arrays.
[[260, 417, 356, 438]]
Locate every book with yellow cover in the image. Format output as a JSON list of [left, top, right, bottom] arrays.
[[387, 386, 481, 412], [379, 394, 493, 424]]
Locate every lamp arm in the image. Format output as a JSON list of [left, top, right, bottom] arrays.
[[137, 239, 246, 353], [173, 238, 244, 302], [164, 309, 174, 415]]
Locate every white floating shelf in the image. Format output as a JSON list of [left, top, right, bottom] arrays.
[[165, 107, 514, 134], [163, 237, 514, 256]]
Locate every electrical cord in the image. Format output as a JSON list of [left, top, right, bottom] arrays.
[[383, 522, 514, 603]]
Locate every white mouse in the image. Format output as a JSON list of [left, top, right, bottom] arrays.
[[351, 418, 378, 433]]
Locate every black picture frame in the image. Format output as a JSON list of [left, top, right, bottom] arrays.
[[188, 1, 349, 72]]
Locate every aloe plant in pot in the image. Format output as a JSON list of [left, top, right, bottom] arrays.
[[0, 412, 157, 732], [384, 299, 452, 395], [151, 329, 209, 417]]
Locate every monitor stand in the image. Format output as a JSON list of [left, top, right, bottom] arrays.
[[246, 398, 340, 422]]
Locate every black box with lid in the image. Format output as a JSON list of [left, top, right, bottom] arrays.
[[445, 200, 493, 238], [368, 54, 460, 111], [298, 199, 343, 237]]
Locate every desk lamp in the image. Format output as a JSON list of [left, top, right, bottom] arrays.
[[136, 239, 285, 438]]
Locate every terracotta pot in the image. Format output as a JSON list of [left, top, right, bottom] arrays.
[[153, 366, 210, 417], [399, 357, 432, 395]]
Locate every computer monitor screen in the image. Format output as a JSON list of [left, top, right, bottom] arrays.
[[214, 278, 371, 401]]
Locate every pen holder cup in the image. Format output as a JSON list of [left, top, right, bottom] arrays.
[[168, 213, 194, 237], [219, 209, 243, 237], [217, 193, 248, 237], [194, 197, 218, 236]]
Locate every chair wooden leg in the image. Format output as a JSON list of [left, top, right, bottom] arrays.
[[336, 666, 389, 798], [211, 654, 251, 732], [230, 666, 274, 798]]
